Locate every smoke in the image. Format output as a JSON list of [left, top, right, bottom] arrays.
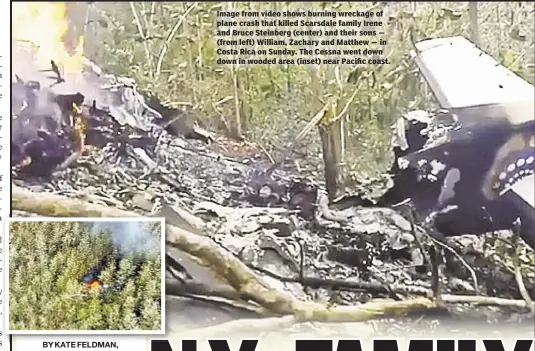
[[87, 221, 161, 256], [65, 2, 100, 58], [12, 75, 63, 142], [12, 45, 43, 82], [12, 44, 105, 154]]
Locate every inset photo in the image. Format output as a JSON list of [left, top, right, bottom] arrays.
[[6, 217, 165, 334]]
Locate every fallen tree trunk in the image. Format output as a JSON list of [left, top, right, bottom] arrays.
[[13, 186, 440, 321]]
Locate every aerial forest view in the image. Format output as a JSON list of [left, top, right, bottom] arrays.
[[11, 1, 534, 339], [8, 220, 163, 331]]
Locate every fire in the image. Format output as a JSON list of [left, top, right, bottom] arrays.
[[72, 102, 88, 153], [12, 2, 85, 77], [84, 280, 103, 293]]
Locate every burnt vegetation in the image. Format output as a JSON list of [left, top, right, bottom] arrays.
[[8, 221, 162, 331], [10, 1, 535, 336]]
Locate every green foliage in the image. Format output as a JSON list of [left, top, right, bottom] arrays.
[[79, 1, 534, 180], [9, 221, 162, 331]]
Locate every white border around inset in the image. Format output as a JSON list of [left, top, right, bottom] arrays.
[[5, 217, 166, 335]]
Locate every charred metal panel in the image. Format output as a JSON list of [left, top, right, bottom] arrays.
[[384, 36, 535, 249]]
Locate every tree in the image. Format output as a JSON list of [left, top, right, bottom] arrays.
[[9, 220, 162, 331]]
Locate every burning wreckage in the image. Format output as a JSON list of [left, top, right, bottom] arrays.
[[79, 250, 145, 297], [12, 37, 534, 328], [381, 37, 535, 251]]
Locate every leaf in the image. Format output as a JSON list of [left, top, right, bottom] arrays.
[[215, 96, 234, 105], [97, 19, 109, 28], [394, 72, 407, 86], [509, 27, 527, 41], [396, 10, 411, 19], [381, 82, 394, 90], [500, 49, 517, 67], [347, 65, 364, 84], [384, 65, 405, 81], [209, 4, 223, 11], [167, 74, 178, 83], [441, 8, 463, 20]]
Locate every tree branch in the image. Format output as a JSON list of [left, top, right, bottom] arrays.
[[129, 1, 154, 77], [12, 186, 438, 320], [155, 3, 198, 80]]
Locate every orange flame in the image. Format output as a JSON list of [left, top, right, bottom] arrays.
[[72, 103, 88, 153], [12, 2, 85, 77], [84, 280, 103, 293]]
